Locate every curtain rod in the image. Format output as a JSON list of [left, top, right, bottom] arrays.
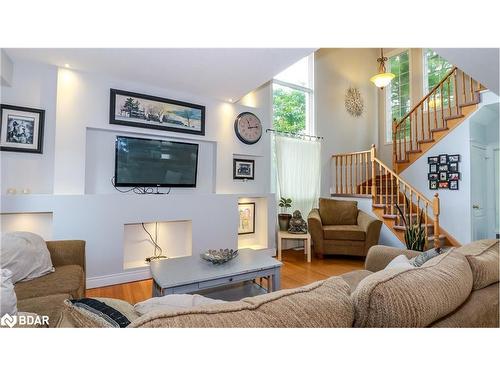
[[265, 129, 323, 140]]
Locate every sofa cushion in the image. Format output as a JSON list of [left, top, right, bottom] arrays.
[[129, 276, 354, 328], [455, 239, 499, 290], [340, 270, 373, 293], [14, 265, 84, 300], [352, 250, 473, 327], [16, 293, 70, 327], [430, 283, 499, 328], [323, 225, 366, 241], [319, 198, 358, 225]]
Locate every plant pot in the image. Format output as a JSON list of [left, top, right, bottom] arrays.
[[278, 213, 292, 231]]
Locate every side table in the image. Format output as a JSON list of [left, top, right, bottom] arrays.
[[277, 231, 311, 262]]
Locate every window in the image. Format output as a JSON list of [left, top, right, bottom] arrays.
[[423, 49, 454, 108], [385, 50, 411, 143], [273, 54, 314, 135]]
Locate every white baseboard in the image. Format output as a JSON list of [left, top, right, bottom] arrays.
[[86, 268, 152, 289]]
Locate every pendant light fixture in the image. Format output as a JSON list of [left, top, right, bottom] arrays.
[[370, 48, 395, 89]]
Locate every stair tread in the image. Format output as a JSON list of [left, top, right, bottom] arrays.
[[417, 139, 434, 144], [407, 149, 422, 154], [372, 204, 385, 208], [393, 224, 433, 230], [431, 127, 449, 133], [444, 114, 464, 120], [428, 234, 446, 240]]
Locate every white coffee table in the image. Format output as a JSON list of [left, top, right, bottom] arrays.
[[277, 231, 311, 262], [150, 248, 282, 298]]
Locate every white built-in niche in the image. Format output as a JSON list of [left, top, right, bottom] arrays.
[[0, 212, 53, 240], [123, 220, 192, 270], [237, 196, 269, 251]]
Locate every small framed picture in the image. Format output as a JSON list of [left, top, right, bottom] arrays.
[[449, 162, 459, 172], [448, 154, 460, 163], [428, 156, 439, 164], [1, 104, 45, 153], [233, 158, 255, 180], [439, 154, 448, 164], [449, 180, 459, 190], [428, 173, 439, 181], [439, 172, 448, 181], [429, 180, 438, 190], [429, 164, 438, 173], [438, 181, 449, 189], [238, 202, 255, 235], [449, 172, 460, 181], [438, 164, 449, 172]]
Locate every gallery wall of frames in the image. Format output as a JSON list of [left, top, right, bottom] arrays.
[[427, 154, 461, 190]]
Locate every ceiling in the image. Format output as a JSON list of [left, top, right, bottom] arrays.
[[4, 48, 315, 102], [433, 48, 499, 95]]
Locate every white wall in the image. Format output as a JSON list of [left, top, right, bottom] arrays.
[[1, 49, 14, 86], [0, 61, 57, 194], [315, 48, 379, 197]]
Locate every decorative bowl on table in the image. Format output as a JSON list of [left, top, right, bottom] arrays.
[[200, 248, 238, 264]]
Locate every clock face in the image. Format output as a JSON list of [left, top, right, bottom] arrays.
[[234, 112, 262, 145]]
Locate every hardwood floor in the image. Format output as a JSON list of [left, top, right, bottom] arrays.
[[86, 249, 365, 305]]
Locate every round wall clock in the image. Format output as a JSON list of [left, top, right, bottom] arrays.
[[234, 112, 262, 145]]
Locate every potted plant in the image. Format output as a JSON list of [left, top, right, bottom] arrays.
[[278, 197, 292, 231], [395, 196, 426, 252]]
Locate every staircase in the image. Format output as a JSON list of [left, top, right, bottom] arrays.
[[392, 67, 485, 174], [331, 145, 459, 249], [329, 66, 488, 249]]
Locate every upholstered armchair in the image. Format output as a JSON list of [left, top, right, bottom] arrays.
[[308, 198, 382, 258]]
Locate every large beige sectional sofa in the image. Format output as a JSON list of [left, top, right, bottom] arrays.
[[59, 239, 499, 328]]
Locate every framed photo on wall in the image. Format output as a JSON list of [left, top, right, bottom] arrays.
[[109, 89, 205, 136], [233, 158, 255, 180], [429, 180, 438, 190], [238, 202, 255, 235], [0, 104, 45, 153], [449, 180, 459, 190]]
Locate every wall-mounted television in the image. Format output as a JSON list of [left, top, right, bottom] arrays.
[[114, 136, 199, 187]]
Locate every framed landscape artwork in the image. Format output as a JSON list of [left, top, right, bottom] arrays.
[[109, 89, 205, 136], [233, 158, 255, 180], [238, 202, 255, 235], [0, 104, 45, 153]]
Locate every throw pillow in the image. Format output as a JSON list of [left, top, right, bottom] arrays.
[[134, 294, 225, 316], [384, 254, 415, 270], [64, 298, 133, 328], [1, 232, 54, 283], [409, 248, 448, 267], [1, 268, 17, 316]]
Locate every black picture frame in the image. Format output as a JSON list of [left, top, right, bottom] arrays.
[[233, 158, 255, 180], [439, 154, 448, 164], [449, 172, 460, 181], [448, 154, 460, 163], [428, 173, 439, 180], [109, 89, 205, 136], [429, 163, 438, 173], [449, 162, 459, 172], [0, 104, 45, 153], [428, 156, 439, 164], [438, 181, 449, 189], [238, 202, 255, 235], [438, 164, 449, 172], [449, 180, 459, 190], [439, 171, 448, 181], [429, 180, 438, 190]]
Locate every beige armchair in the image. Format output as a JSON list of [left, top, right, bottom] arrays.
[[308, 198, 382, 258]]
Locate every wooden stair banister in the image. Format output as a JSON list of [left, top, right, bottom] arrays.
[[331, 146, 455, 249], [392, 66, 485, 173]]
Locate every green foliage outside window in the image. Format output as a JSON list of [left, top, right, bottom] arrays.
[[425, 49, 454, 108], [389, 51, 411, 140], [273, 85, 306, 134]]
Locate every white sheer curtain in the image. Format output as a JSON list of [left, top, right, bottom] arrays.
[[274, 134, 321, 217]]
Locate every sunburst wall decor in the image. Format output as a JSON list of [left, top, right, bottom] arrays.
[[344, 87, 364, 117]]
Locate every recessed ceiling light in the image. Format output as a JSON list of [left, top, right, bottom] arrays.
[[64, 63, 70, 68], [228, 98, 233, 103]]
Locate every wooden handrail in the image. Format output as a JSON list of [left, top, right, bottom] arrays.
[[332, 145, 442, 249], [395, 67, 457, 132]]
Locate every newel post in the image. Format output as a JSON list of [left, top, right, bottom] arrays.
[[370, 144, 376, 201], [392, 118, 397, 172], [433, 193, 440, 249]]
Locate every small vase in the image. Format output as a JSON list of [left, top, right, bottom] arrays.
[[278, 213, 292, 231]]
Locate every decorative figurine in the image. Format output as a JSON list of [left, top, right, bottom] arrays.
[[288, 210, 308, 234]]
